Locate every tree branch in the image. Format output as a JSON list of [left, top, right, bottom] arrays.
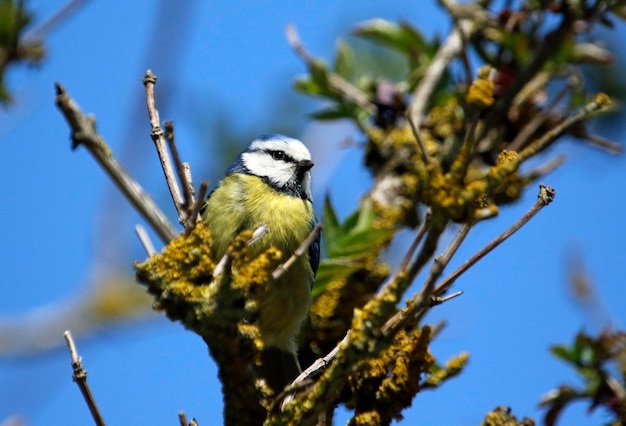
[[143, 70, 186, 223], [54, 83, 178, 244], [63, 330, 106, 426], [272, 224, 322, 280], [286, 24, 375, 114], [407, 0, 478, 127]]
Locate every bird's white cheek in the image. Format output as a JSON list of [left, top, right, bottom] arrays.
[[272, 166, 297, 186]]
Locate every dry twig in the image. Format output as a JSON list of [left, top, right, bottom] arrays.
[[272, 224, 323, 280], [184, 180, 209, 233], [408, 0, 477, 127], [143, 70, 186, 223], [63, 330, 106, 426], [381, 184, 556, 336], [432, 184, 556, 297], [384, 223, 472, 335], [406, 114, 433, 165], [54, 83, 177, 243], [135, 224, 157, 257], [164, 121, 197, 207]]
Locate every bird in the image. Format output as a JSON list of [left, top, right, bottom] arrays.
[[201, 134, 320, 392]]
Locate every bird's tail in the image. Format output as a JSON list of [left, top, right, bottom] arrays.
[[255, 347, 301, 393]]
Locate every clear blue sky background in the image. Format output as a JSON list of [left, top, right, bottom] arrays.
[[1, 1, 625, 425]]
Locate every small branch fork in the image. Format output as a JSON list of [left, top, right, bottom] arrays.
[[55, 71, 209, 253], [431, 184, 556, 298], [383, 183, 556, 336], [54, 83, 177, 244], [142, 70, 208, 231], [178, 411, 199, 426], [143, 70, 185, 215], [63, 331, 106, 426], [272, 224, 322, 280], [290, 184, 556, 386]]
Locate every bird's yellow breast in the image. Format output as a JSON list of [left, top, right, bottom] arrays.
[[202, 173, 315, 350]]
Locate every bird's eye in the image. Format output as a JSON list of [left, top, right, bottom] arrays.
[[270, 150, 285, 161]]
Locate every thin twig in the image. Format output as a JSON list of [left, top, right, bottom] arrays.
[[280, 330, 350, 409], [184, 180, 209, 233], [213, 250, 233, 279], [408, 0, 476, 127], [508, 78, 573, 152], [449, 110, 480, 184], [272, 224, 323, 280], [54, 83, 178, 244], [398, 212, 432, 275], [213, 225, 270, 277], [580, 133, 623, 155], [429, 290, 464, 307], [525, 155, 566, 181], [164, 121, 197, 206], [432, 184, 556, 297], [374, 212, 432, 304], [383, 184, 555, 336], [23, 0, 89, 40], [518, 94, 611, 162], [135, 224, 157, 257], [406, 113, 433, 165], [63, 331, 106, 426], [143, 70, 186, 223], [406, 224, 447, 286], [286, 24, 374, 114], [178, 412, 188, 426], [384, 222, 472, 336], [248, 225, 270, 245]]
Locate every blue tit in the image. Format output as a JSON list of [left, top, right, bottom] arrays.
[[201, 134, 320, 392]]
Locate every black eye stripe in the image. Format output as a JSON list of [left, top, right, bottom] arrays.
[[267, 150, 295, 163]]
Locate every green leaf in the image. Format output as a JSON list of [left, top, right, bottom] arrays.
[[550, 345, 577, 364], [333, 39, 354, 80], [310, 103, 362, 121], [322, 196, 340, 252], [311, 108, 353, 121], [312, 260, 360, 298], [323, 197, 393, 259], [294, 76, 325, 96], [353, 19, 428, 67], [315, 197, 393, 298], [294, 60, 335, 99], [309, 59, 332, 96]]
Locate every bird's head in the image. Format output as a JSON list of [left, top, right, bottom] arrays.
[[228, 134, 314, 201]]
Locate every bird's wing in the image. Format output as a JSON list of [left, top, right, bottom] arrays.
[[308, 218, 321, 283]]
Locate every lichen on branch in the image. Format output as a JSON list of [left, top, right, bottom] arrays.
[[135, 223, 282, 425]]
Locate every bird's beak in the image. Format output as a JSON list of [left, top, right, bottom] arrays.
[[297, 159, 314, 171]]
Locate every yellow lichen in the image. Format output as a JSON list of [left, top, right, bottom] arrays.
[[349, 412, 382, 426], [594, 92, 611, 108], [467, 66, 495, 109], [423, 352, 469, 388], [134, 223, 279, 424], [343, 326, 435, 424], [425, 97, 465, 140], [481, 406, 535, 426]]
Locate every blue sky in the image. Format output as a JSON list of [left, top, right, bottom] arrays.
[[1, 1, 625, 425]]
